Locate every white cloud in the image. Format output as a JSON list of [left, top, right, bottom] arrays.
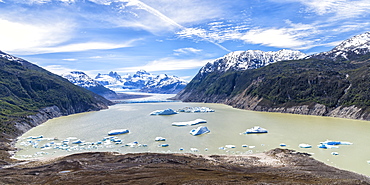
[[282, 0, 370, 20], [62, 58, 78, 61], [90, 56, 103, 59], [30, 41, 136, 54], [240, 28, 307, 48], [117, 57, 212, 73], [43, 65, 78, 75], [173, 47, 202, 55], [0, 18, 74, 54]]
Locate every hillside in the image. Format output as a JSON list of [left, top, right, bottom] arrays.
[[0, 51, 112, 139], [175, 32, 370, 120]]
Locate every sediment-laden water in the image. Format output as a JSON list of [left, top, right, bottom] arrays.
[[15, 101, 370, 176]]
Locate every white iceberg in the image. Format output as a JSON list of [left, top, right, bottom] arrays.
[[172, 119, 207, 126], [178, 107, 215, 113], [190, 148, 199, 152], [299, 143, 312, 148], [108, 129, 129, 135], [320, 140, 353, 145], [150, 108, 178, 115], [243, 126, 268, 134], [155, 137, 166, 141], [225, 145, 236, 148], [159, 143, 169, 147], [190, 126, 210, 136]]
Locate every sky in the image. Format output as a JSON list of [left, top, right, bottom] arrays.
[[1, 0, 370, 81]]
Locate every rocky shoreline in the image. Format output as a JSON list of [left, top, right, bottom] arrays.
[[225, 92, 370, 121], [0, 148, 369, 184]]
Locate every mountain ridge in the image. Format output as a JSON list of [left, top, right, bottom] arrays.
[[94, 70, 187, 94], [175, 31, 370, 121], [0, 51, 112, 138]]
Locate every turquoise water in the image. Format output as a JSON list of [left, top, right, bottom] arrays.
[[15, 101, 370, 177]]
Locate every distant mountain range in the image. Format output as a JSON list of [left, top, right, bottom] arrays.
[[63, 70, 188, 95], [175, 31, 370, 121]]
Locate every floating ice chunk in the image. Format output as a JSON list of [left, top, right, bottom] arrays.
[[190, 148, 199, 152], [155, 137, 166, 141], [172, 119, 207, 126], [27, 135, 44, 139], [318, 144, 339, 149], [225, 145, 236, 148], [108, 129, 129, 135], [159, 144, 169, 147], [243, 126, 268, 134], [190, 126, 210, 136], [299, 143, 312, 148], [320, 140, 353, 145], [178, 107, 215, 113], [71, 140, 83, 144], [339, 141, 353, 145], [150, 108, 177, 115], [126, 141, 139, 147]]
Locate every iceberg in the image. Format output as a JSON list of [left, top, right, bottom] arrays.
[[155, 137, 166, 141], [299, 143, 312, 148], [71, 140, 83, 144], [150, 108, 178, 115], [243, 126, 268, 134], [108, 129, 129, 135], [178, 107, 215, 113], [317, 144, 339, 149], [225, 145, 236, 148], [159, 143, 169, 147], [172, 119, 207, 126], [190, 148, 199, 152], [190, 126, 210, 136], [320, 140, 353, 145]]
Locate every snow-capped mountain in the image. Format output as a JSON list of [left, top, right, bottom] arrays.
[[94, 70, 187, 94], [200, 49, 307, 74], [310, 32, 370, 61], [0, 50, 25, 63], [63, 71, 102, 88], [62, 71, 117, 99]]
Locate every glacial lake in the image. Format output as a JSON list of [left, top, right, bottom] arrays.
[[15, 100, 370, 177]]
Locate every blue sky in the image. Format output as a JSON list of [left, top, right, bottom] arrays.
[[1, 0, 370, 81]]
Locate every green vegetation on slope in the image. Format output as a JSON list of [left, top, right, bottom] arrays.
[[178, 56, 370, 115], [0, 57, 112, 137]]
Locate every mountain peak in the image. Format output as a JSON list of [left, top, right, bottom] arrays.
[[0, 50, 25, 64], [200, 49, 307, 74], [309, 31, 370, 61]]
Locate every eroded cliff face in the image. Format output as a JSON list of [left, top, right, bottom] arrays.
[[224, 92, 370, 121]]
